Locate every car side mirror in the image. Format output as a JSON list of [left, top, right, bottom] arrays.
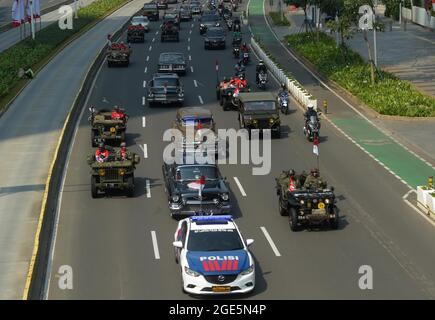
[[173, 241, 183, 248], [246, 239, 254, 247]]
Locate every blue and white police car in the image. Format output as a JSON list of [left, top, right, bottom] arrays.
[[173, 215, 255, 295]]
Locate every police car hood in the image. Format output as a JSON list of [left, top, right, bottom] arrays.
[[187, 250, 250, 275]]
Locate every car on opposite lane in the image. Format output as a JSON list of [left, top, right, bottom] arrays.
[[147, 73, 184, 107], [204, 26, 226, 49], [158, 52, 187, 75], [173, 215, 255, 295]]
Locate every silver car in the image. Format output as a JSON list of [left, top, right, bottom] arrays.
[[131, 16, 150, 32]]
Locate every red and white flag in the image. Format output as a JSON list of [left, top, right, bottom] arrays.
[[26, 0, 41, 21], [313, 136, 319, 156], [188, 175, 206, 198], [11, 0, 25, 27]]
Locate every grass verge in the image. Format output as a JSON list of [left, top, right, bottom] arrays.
[[285, 32, 435, 117], [0, 0, 130, 114]]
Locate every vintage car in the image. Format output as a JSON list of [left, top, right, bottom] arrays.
[[88, 107, 128, 147], [158, 52, 186, 75], [131, 15, 150, 31], [179, 4, 192, 21], [143, 3, 159, 20], [204, 26, 226, 49], [106, 43, 131, 67], [161, 21, 180, 42], [163, 12, 180, 29], [170, 107, 222, 157], [127, 25, 145, 43], [237, 92, 281, 138], [216, 77, 250, 111], [275, 171, 338, 231], [162, 162, 231, 217], [87, 150, 140, 198], [199, 13, 220, 35], [147, 73, 184, 107], [190, 2, 201, 15]]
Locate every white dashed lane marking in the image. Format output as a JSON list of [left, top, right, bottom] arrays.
[[198, 95, 203, 104], [260, 227, 282, 257], [151, 231, 160, 260], [233, 177, 247, 197], [143, 80, 147, 88], [146, 180, 151, 198], [142, 116, 146, 127], [142, 96, 146, 106]]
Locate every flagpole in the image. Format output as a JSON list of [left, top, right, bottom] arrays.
[[30, 0, 35, 40]]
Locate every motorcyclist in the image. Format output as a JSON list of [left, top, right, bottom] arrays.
[[234, 59, 245, 74], [233, 16, 241, 31], [232, 31, 242, 44], [303, 168, 326, 190], [95, 143, 110, 163], [255, 60, 267, 84], [304, 104, 319, 129], [278, 83, 287, 96], [111, 106, 126, 120], [240, 42, 249, 53]]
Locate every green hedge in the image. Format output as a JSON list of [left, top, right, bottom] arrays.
[[285, 32, 435, 117], [269, 11, 291, 26], [0, 0, 129, 102]]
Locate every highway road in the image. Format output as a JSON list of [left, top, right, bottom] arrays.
[[46, 1, 435, 299]]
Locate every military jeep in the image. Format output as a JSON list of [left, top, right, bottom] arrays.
[[275, 172, 339, 231], [87, 152, 140, 198], [88, 107, 128, 147]]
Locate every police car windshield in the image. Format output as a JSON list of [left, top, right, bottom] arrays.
[[187, 229, 244, 251], [177, 166, 218, 181], [244, 101, 276, 111]]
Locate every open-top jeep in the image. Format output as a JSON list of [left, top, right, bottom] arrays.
[[88, 107, 128, 147], [87, 151, 140, 198], [275, 171, 339, 231], [107, 43, 131, 67]]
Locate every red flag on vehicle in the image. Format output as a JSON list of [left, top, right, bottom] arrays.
[[188, 175, 206, 198], [11, 0, 25, 27], [313, 136, 319, 156]]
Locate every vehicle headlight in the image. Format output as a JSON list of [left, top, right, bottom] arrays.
[[325, 199, 330, 204], [148, 92, 154, 97], [185, 266, 200, 277], [300, 200, 304, 204], [269, 118, 275, 124], [213, 198, 219, 204], [98, 169, 105, 176], [241, 265, 254, 275], [221, 193, 229, 201], [172, 195, 180, 202], [119, 169, 125, 176], [178, 91, 184, 97], [200, 23, 204, 28]]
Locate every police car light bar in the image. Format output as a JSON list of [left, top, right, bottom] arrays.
[[191, 215, 233, 222]]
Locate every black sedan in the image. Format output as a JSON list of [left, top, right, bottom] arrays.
[[162, 162, 231, 218], [204, 26, 226, 49], [199, 13, 220, 35], [158, 52, 187, 75]]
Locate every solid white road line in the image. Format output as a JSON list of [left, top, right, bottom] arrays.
[[146, 179, 151, 198], [190, 66, 194, 73], [233, 177, 247, 197], [151, 231, 160, 260], [142, 96, 146, 106], [143, 80, 147, 88], [194, 80, 198, 87], [260, 227, 282, 257], [142, 116, 146, 127], [198, 95, 203, 104]]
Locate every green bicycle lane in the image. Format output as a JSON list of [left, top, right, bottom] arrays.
[[247, 0, 435, 189]]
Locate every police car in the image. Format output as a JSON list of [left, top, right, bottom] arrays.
[[173, 215, 255, 295]]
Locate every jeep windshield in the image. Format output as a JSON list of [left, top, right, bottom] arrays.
[[176, 165, 218, 181], [153, 78, 179, 87], [187, 229, 244, 251], [244, 101, 276, 111]]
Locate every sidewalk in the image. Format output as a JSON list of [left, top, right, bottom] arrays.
[[267, 4, 435, 167], [0, 0, 144, 299], [0, 0, 96, 53], [250, 0, 434, 188]]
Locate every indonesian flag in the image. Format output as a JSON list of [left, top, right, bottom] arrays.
[[313, 136, 319, 156], [288, 178, 296, 192], [432, 0, 435, 10], [188, 175, 206, 198], [26, 0, 40, 21], [11, 0, 25, 27]]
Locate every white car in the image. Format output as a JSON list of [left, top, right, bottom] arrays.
[[173, 215, 255, 295], [131, 16, 150, 32]]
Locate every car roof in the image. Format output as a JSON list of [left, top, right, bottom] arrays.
[[187, 216, 238, 231], [207, 26, 225, 32], [239, 92, 276, 102], [153, 73, 179, 79], [177, 107, 212, 118]]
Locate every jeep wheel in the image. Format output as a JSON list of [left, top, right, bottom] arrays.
[[91, 131, 97, 147], [289, 207, 300, 231], [330, 208, 339, 230], [126, 176, 134, 198], [279, 196, 288, 216], [107, 61, 112, 68], [216, 88, 221, 100], [272, 127, 281, 139], [120, 131, 126, 143], [91, 176, 99, 199]]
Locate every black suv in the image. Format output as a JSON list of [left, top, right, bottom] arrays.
[[199, 13, 220, 35], [204, 26, 226, 49], [147, 73, 184, 107], [162, 162, 231, 218]]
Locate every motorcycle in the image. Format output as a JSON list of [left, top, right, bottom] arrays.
[[278, 92, 290, 114], [233, 23, 241, 32], [233, 46, 240, 58], [257, 72, 267, 90], [242, 51, 249, 64], [303, 115, 320, 141], [226, 19, 233, 30]]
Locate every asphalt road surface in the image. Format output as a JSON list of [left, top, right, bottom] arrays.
[[46, 2, 435, 299]]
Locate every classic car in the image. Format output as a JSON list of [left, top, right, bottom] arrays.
[[179, 4, 192, 21], [161, 21, 180, 42], [162, 162, 231, 217], [158, 52, 186, 75], [147, 73, 184, 107], [143, 3, 159, 20], [204, 26, 226, 49], [237, 92, 281, 138], [199, 13, 220, 35]]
